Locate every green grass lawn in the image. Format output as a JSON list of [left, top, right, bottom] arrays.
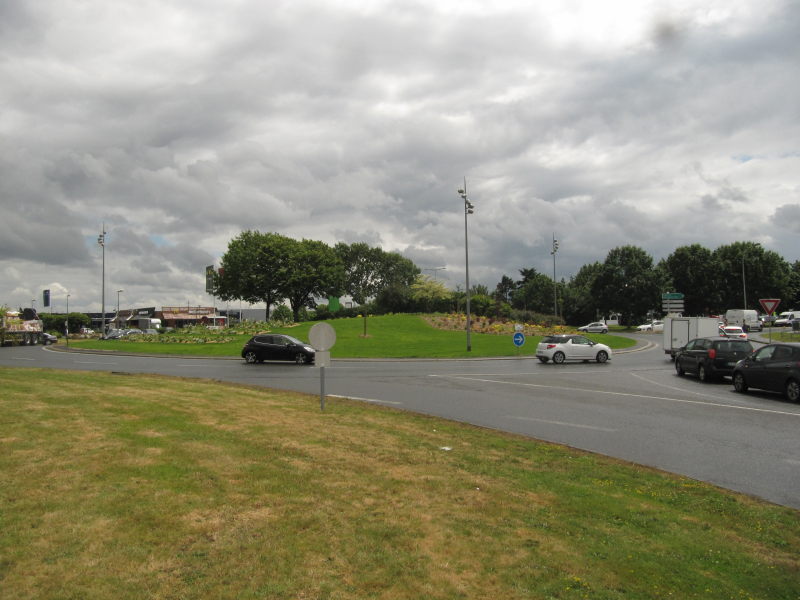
[[1, 368, 797, 599], [66, 314, 636, 359]]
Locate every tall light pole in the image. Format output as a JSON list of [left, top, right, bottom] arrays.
[[551, 233, 559, 319], [65, 293, 70, 348], [98, 225, 106, 336], [458, 178, 474, 352], [742, 255, 747, 309], [116, 289, 124, 329]]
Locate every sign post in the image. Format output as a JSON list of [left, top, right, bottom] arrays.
[[759, 298, 780, 343], [662, 292, 684, 315], [309, 322, 337, 411]]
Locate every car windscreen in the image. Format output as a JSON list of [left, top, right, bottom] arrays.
[[542, 336, 568, 343], [284, 336, 305, 345]]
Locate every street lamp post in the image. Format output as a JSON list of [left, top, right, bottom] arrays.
[[65, 294, 70, 348], [458, 179, 474, 352], [424, 267, 446, 280], [116, 289, 124, 329], [551, 233, 559, 319], [98, 226, 106, 336]]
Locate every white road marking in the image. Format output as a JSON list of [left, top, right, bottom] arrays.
[[12, 357, 35, 361], [430, 374, 800, 418], [73, 360, 118, 365], [507, 416, 617, 432], [329, 394, 402, 405]]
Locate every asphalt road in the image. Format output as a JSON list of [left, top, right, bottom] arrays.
[[3, 334, 799, 509]]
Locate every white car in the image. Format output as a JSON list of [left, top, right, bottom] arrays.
[[636, 320, 664, 332], [577, 321, 608, 333], [536, 334, 612, 364], [719, 325, 748, 340]]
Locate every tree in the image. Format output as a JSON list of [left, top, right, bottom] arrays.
[[592, 246, 660, 325], [280, 238, 345, 322], [661, 244, 722, 315], [410, 275, 453, 313], [213, 231, 291, 320], [512, 268, 554, 314], [493, 275, 516, 304], [713, 242, 792, 312], [562, 262, 603, 325]]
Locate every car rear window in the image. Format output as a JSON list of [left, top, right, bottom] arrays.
[[713, 340, 751, 352]]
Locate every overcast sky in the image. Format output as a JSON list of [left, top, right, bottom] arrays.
[[2, 0, 798, 314]]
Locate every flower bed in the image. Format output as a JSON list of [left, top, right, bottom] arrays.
[[425, 314, 570, 337]]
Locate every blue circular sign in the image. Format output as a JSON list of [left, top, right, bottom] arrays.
[[513, 332, 525, 347]]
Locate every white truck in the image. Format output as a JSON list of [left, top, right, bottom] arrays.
[[724, 309, 762, 332], [1, 308, 45, 346], [662, 316, 720, 359]]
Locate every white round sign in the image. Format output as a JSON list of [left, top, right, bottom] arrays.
[[309, 322, 337, 351]]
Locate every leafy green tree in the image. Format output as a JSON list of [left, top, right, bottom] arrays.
[[493, 275, 515, 304], [512, 268, 554, 314], [592, 246, 660, 325], [213, 231, 291, 320], [280, 238, 345, 322], [410, 275, 453, 313], [661, 244, 722, 315], [713, 242, 792, 312], [562, 262, 603, 325]]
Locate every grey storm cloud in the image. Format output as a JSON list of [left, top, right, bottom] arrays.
[[1, 0, 799, 311]]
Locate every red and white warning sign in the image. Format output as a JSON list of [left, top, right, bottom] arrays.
[[759, 298, 781, 315]]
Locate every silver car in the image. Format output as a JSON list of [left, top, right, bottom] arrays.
[[577, 321, 608, 334]]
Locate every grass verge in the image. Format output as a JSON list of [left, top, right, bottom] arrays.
[[1, 367, 798, 599], [65, 314, 636, 359]]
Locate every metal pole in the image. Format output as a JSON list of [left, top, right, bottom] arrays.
[[320, 366, 326, 411], [551, 233, 558, 319], [459, 178, 473, 352], [742, 255, 747, 309], [65, 294, 69, 348], [99, 225, 106, 336]]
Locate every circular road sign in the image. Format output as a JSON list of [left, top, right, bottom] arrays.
[[309, 322, 337, 351], [513, 332, 525, 347]]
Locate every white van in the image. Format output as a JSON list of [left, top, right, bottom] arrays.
[[775, 311, 798, 327], [725, 309, 762, 332]]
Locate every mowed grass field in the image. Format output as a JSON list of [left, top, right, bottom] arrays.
[[65, 314, 636, 359], [1, 368, 798, 599]]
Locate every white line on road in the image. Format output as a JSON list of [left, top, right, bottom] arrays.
[[430, 374, 800, 418], [74, 360, 118, 365], [329, 394, 403, 405], [11, 357, 35, 361], [507, 416, 617, 432]]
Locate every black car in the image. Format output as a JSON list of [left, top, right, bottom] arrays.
[[675, 336, 753, 382], [732, 343, 800, 402], [241, 334, 315, 365]]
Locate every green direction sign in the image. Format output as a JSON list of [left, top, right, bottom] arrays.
[[662, 292, 684, 300]]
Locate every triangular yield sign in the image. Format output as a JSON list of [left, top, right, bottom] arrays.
[[759, 298, 781, 315]]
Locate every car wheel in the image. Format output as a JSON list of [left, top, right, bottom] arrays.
[[601, 329, 608, 334], [785, 379, 800, 403], [675, 360, 685, 376], [552, 351, 566, 364], [698, 365, 708, 383], [244, 351, 258, 364], [733, 372, 748, 393], [596, 350, 608, 364], [295, 353, 308, 365]]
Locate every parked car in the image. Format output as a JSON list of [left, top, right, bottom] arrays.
[[732, 343, 800, 402], [577, 322, 608, 334], [536, 334, 612, 364], [241, 334, 316, 365], [674, 336, 753, 382], [103, 329, 125, 339], [42, 333, 58, 345], [719, 325, 747, 339], [636, 320, 664, 332]]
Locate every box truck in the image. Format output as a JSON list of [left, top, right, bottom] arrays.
[[663, 316, 720, 358]]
